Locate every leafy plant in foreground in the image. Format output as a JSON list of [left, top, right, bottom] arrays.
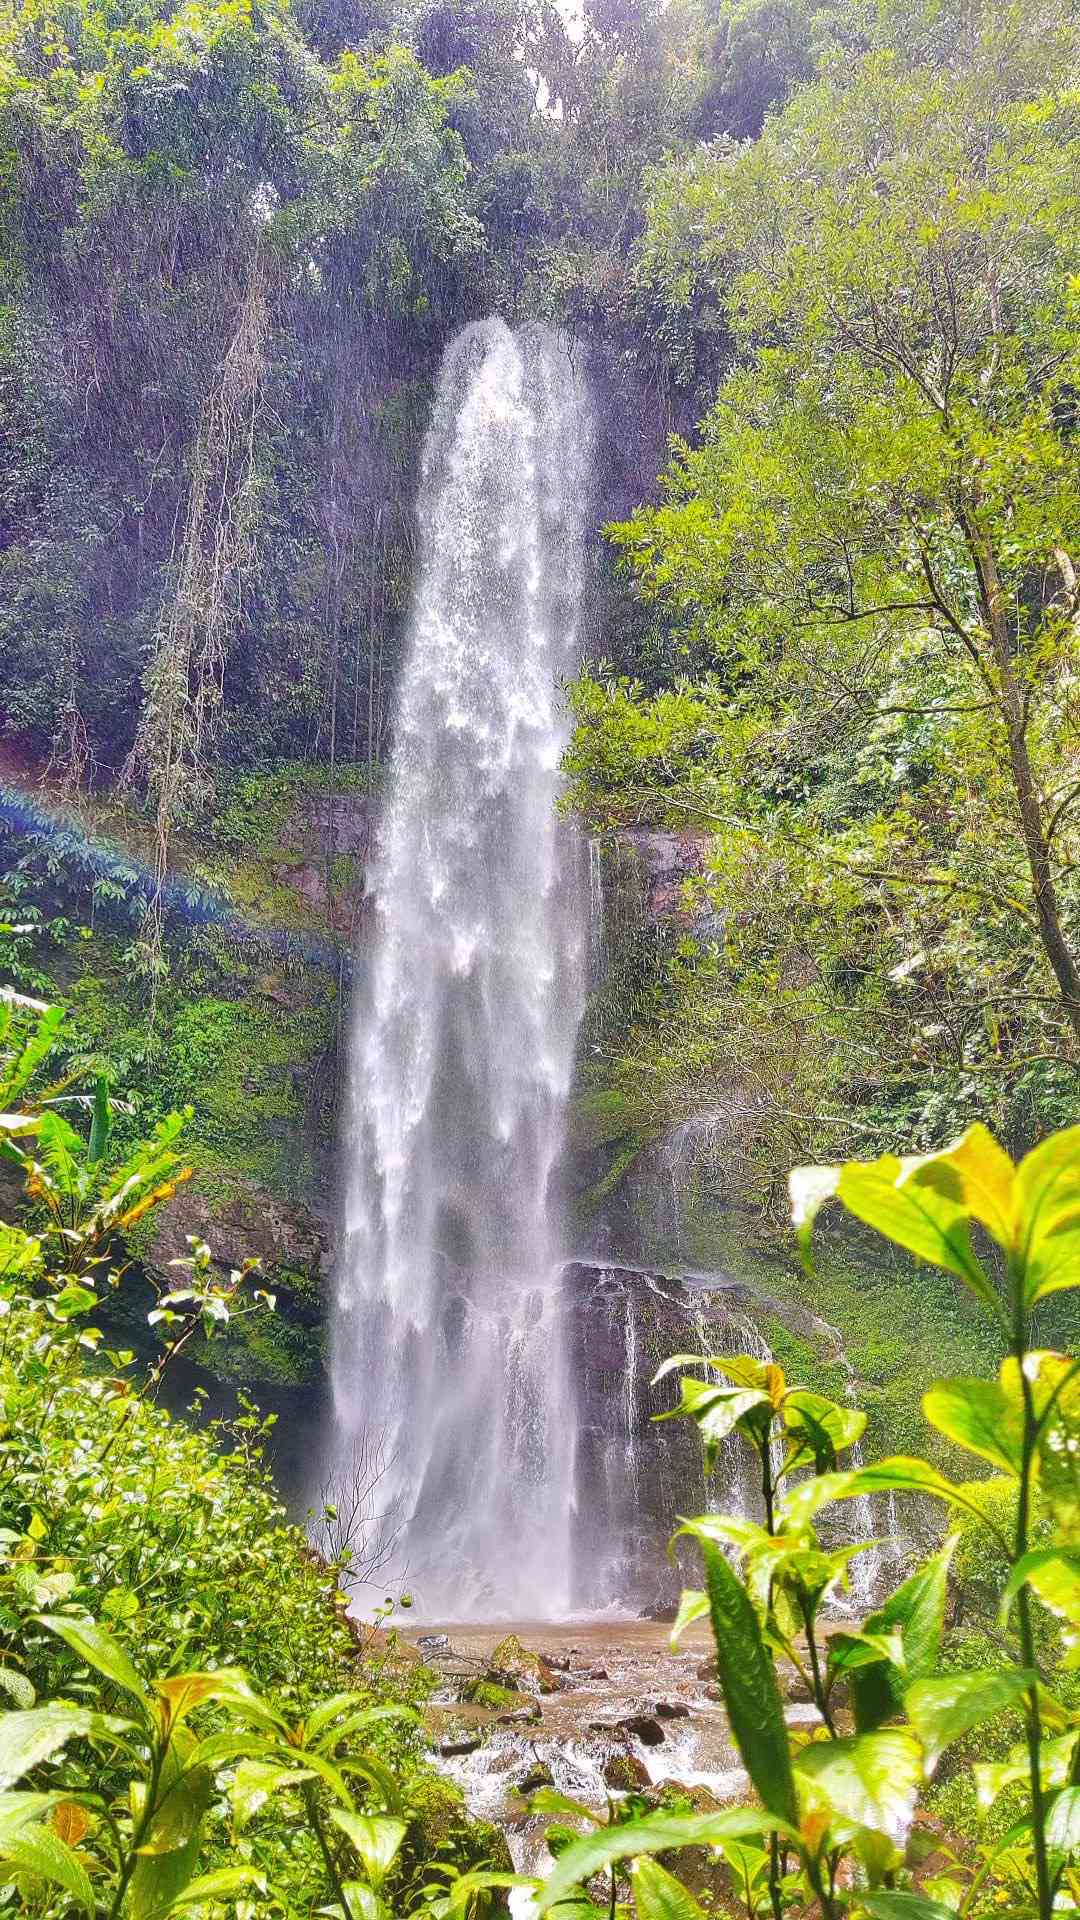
[[0, 992, 464, 1917], [527, 1122, 1080, 1920]]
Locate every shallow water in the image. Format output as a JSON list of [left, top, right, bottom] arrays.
[[409, 1619, 760, 1873]]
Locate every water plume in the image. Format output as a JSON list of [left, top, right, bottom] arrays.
[[331, 319, 592, 1619]]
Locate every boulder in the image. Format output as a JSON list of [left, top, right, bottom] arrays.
[[518, 1761, 555, 1792], [437, 1731, 483, 1757], [603, 1751, 651, 1791], [590, 1714, 665, 1748]]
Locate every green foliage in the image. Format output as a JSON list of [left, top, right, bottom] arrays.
[[567, 0, 1080, 1207], [0, 994, 499, 1915], [520, 1121, 1080, 1920]]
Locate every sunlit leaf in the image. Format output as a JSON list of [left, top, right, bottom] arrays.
[[921, 1378, 1021, 1473], [36, 1612, 149, 1706], [1016, 1127, 1080, 1303], [0, 1818, 94, 1913], [0, 1702, 133, 1786], [795, 1729, 922, 1848], [906, 1670, 1034, 1771], [669, 1588, 709, 1645], [701, 1540, 798, 1825], [1046, 1784, 1080, 1852], [534, 1808, 784, 1914], [328, 1811, 406, 1888], [231, 1759, 314, 1830], [632, 1855, 707, 1920]]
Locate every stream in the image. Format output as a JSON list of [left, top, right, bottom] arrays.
[[405, 1619, 819, 1875]]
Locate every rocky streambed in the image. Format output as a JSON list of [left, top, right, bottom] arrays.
[[407, 1620, 819, 1876]]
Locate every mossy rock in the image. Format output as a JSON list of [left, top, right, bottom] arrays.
[[400, 1773, 513, 1876], [462, 1678, 532, 1711], [488, 1632, 541, 1682]]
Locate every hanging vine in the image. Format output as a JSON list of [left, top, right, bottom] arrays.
[[123, 252, 273, 994]]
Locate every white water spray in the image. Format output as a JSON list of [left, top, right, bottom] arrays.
[[331, 320, 592, 1620]]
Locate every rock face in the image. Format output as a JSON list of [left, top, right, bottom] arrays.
[[143, 1180, 329, 1385], [561, 1262, 771, 1613], [617, 828, 714, 927], [272, 790, 371, 936]]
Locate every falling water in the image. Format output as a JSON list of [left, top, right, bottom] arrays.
[[331, 320, 592, 1620]]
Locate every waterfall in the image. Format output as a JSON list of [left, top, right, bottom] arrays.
[[331, 320, 592, 1620]]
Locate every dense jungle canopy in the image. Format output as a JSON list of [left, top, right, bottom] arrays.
[[3, 0, 1080, 1216]]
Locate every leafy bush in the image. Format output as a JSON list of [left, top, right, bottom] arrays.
[[520, 1123, 1080, 1920], [0, 993, 508, 1917]]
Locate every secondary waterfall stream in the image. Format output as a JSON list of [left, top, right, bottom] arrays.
[[331, 319, 592, 1620]]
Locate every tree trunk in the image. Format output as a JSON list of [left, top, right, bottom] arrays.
[[974, 538, 1080, 1049]]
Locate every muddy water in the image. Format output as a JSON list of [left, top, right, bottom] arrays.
[[409, 1620, 817, 1875]]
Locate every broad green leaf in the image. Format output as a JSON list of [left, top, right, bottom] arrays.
[[927, 1125, 1016, 1251], [1047, 1785, 1080, 1851], [129, 1823, 203, 1920], [0, 1818, 94, 1913], [534, 1808, 784, 1914], [701, 1540, 798, 1825], [826, 1631, 905, 1676], [88, 1075, 110, 1165], [632, 1855, 707, 1920], [329, 1811, 406, 1888], [883, 1536, 958, 1683], [862, 1893, 958, 1920], [139, 1759, 211, 1857], [780, 1458, 1011, 1541], [304, 1744, 363, 1808], [442, 1872, 539, 1918], [524, 1786, 604, 1826], [651, 1353, 714, 1387], [837, 1155, 995, 1309], [677, 1514, 772, 1558], [715, 1355, 776, 1392], [341, 1883, 387, 1920], [906, 1670, 1034, 1771], [0, 1791, 66, 1832], [921, 1378, 1021, 1473], [669, 1588, 709, 1644], [0, 1702, 132, 1786], [849, 1538, 957, 1735], [1002, 1550, 1080, 1662], [149, 1867, 267, 1916], [313, 1704, 416, 1751], [303, 1692, 367, 1741], [36, 1611, 149, 1706], [795, 1729, 923, 1847], [782, 1389, 865, 1470], [0, 1669, 34, 1710], [156, 1669, 284, 1733], [1015, 1127, 1080, 1303], [660, 1378, 771, 1468], [231, 1759, 314, 1829]]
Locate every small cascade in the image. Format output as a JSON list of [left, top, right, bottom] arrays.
[[587, 837, 606, 985], [622, 1297, 639, 1503], [833, 1351, 901, 1611]]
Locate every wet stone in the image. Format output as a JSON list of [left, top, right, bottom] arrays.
[[590, 1713, 666, 1747], [438, 1731, 484, 1757], [518, 1761, 555, 1792], [602, 1751, 651, 1791]]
